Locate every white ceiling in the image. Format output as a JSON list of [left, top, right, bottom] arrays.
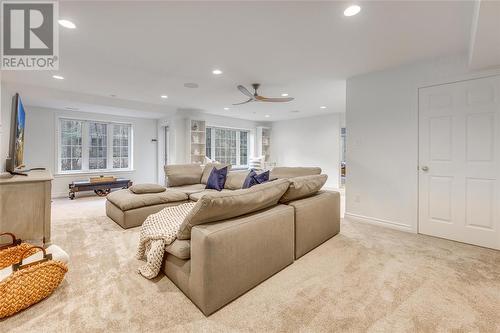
[[2, 1, 475, 121]]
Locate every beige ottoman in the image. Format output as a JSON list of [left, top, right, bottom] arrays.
[[106, 189, 189, 229]]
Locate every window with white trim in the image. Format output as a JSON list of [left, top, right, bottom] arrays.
[[205, 127, 249, 167], [112, 124, 130, 169], [60, 119, 83, 171], [59, 118, 132, 173]]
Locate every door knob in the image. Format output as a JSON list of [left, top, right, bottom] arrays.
[[421, 166, 429, 172]]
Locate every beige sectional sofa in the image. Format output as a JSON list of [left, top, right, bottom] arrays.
[[105, 164, 340, 315], [105, 187, 189, 229]]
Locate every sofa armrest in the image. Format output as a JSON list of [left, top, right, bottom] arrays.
[[188, 204, 294, 315]]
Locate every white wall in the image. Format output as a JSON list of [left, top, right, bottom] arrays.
[[19, 106, 158, 198], [0, 86, 15, 172], [0, 73, 2, 172], [346, 54, 500, 232], [270, 113, 341, 188]]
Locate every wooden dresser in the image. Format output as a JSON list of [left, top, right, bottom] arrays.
[[0, 170, 53, 246]]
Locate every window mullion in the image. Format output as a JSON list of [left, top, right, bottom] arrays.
[[236, 131, 240, 166], [128, 125, 133, 170], [82, 121, 89, 171], [212, 128, 215, 160], [108, 123, 113, 170]]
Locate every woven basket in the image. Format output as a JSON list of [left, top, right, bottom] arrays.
[[0, 244, 68, 318], [0, 233, 39, 270]]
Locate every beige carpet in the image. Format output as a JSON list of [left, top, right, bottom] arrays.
[[1, 196, 500, 332]]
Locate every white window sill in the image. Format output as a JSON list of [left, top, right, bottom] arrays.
[[231, 166, 249, 171], [54, 169, 135, 177]]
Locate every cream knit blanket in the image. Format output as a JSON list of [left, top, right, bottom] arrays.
[[136, 202, 195, 279]]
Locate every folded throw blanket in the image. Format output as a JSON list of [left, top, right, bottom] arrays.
[[136, 202, 195, 279]]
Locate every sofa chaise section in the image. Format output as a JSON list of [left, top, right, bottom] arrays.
[[164, 179, 294, 315], [164, 203, 294, 315], [106, 189, 189, 229]]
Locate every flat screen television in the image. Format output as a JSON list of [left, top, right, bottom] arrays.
[[7, 93, 26, 173]]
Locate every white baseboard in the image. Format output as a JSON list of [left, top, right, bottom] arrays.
[[345, 212, 414, 233]]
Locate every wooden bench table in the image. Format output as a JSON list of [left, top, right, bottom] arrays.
[[69, 178, 132, 199]]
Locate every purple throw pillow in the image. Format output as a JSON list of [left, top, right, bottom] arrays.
[[205, 166, 228, 191], [252, 170, 270, 185], [242, 170, 257, 189]]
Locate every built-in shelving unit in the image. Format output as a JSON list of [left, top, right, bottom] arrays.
[[187, 119, 206, 164], [257, 126, 271, 165]]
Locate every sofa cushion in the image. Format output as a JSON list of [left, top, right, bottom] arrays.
[[189, 189, 232, 202], [205, 166, 228, 191], [224, 170, 250, 190], [165, 164, 203, 187], [165, 239, 191, 259], [170, 183, 206, 195], [177, 179, 291, 239], [279, 174, 328, 203], [270, 167, 321, 179], [201, 163, 231, 184], [107, 189, 188, 211], [130, 183, 166, 194]]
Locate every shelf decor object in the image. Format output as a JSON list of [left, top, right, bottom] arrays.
[[257, 126, 272, 165], [187, 119, 206, 164]]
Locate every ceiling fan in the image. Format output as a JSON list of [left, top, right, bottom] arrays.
[[233, 83, 294, 105]]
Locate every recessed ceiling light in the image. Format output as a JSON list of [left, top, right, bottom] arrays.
[[224, 107, 230, 110], [320, 106, 327, 109], [212, 69, 223, 75], [344, 5, 361, 17], [64, 106, 79, 111], [52, 75, 64, 80], [281, 93, 289, 97], [265, 115, 270, 118], [58, 19, 76, 29], [160, 95, 168, 99]]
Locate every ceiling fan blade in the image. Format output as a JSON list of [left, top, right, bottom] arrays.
[[237, 85, 254, 98], [255, 96, 295, 103], [232, 98, 254, 105]]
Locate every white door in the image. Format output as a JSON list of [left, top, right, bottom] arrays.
[[418, 75, 500, 250]]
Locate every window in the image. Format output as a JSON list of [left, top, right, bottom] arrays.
[[112, 124, 130, 169], [88, 122, 107, 170], [60, 119, 83, 171], [205, 127, 249, 167], [59, 118, 132, 173]]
